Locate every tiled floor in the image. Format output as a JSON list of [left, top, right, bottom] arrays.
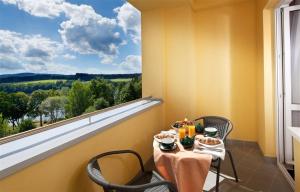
[[147, 140, 294, 192], [216, 140, 293, 192]]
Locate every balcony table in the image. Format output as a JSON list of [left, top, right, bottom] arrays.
[[153, 135, 213, 192]]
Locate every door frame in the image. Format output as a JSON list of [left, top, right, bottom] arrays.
[[275, 1, 298, 189]]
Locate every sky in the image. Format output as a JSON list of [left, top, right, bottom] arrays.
[[0, 0, 141, 75]]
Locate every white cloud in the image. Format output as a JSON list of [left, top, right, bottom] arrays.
[[100, 54, 115, 64], [119, 55, 141, 73], [1, 0, 65, 18], [58, 3, 123, 64], [0, 1, 142, 73], [0, 55, 24, 70], [0, 30, 62, 62], [40, 63, 78, 74], [0, 30, 67, 73], [63, 53, 76, 60], [1, 0, 126, 63], [114, 2, 141, 44]]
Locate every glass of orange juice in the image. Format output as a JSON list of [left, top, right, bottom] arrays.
[[188, 125, 195, 138], [178, 128, 185, 140]]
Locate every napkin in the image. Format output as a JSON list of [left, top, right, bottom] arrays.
[[193, 142, 226, 160]]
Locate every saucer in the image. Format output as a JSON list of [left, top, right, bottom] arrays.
[[159, 143, 177, 151]]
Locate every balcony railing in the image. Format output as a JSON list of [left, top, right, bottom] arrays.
[[0, 97, 162, 179]]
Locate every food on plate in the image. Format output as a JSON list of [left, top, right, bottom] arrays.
[[155, 133, 175, 140], [173, 118, 194, 128], [196, 135, 221, 145]]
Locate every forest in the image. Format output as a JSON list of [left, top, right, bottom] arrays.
[[0, 77, 142, 138]]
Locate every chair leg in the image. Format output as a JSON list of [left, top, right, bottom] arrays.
[[215, 158, 221, 192], [227, 150, 238, 182]]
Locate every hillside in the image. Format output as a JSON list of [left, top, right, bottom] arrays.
[[0, 73, 141, 83]]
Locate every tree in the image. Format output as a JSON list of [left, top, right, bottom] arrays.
[[28, 90, 48, 126], [93, 97, 109, 110], [47, 89, 60, 97], [18, 119, 36, 132], [7, 92, 29, 127], [84, 106, 96, 114], [66, 81, 92, 117], [90, 78, 114, 105], [0, 92, 10, 120], [40, 96, 67, 123], [59, 87, 70, 96], [115, 81, 137, 104], [132, 77, 142, 98], [0, 114, 9, 138]]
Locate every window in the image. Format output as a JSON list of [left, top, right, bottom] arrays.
[[0, 0, 141, 139]]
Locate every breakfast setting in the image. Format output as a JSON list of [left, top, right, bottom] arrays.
[[153, 117, 226, 192]]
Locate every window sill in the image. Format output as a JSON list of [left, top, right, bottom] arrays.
[[0, 97, 162, 179]]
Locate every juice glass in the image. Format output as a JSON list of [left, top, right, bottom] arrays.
[[178, 128, 185, 140], [188, 125, 196, 138]]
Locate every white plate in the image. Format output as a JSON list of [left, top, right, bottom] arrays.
[[154, 133, 176, 143], [196, 137, 223, 148]]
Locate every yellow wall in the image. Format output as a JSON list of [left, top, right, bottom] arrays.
[[141, 5, 199, 127], [195, 0, 258, 141], [141, 0, 260, 142], [256, 0, 279, 157], [136, 0, 279, 156], [256, 0, 267, 157], [0, 105, 163, 192]]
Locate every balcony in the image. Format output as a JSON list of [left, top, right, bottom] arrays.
[[0, 0, 300, 192]]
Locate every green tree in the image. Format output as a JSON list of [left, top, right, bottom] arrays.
[[94, 98, 109, 110], [59, 87, 70, 96], [0, 92, 10, 120], [7, 92, 29, 127], [0, 114, 9, 138], [66, 81, 92, 117], [84, 106, 96, 114], [40, 96, 67, 123], [90, 78, 114, 105], [18, 119, 36, 132], [115, 81, 137, 104], [29, 90, 48, 126], [47, 89, 60, 97], [132, 77, 142, 98]]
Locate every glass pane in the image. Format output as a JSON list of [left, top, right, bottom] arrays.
[[292, 111, 300, 127], [290, 10, 300, 104]]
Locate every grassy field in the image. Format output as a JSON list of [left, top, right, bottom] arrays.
[[110, 78, 132, 82], [10, 79, 66, 85]]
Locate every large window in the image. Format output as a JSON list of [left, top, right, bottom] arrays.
[[0, 0, 141, 139]]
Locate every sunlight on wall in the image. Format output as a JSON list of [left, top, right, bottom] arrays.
[[135, 0, 279, 156], [140, 0, 258, 142], [196, 1, 257, 141]]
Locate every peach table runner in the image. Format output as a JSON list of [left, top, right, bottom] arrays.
[[153, 140, 212, 192]]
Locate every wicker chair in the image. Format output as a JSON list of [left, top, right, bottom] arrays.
[[87, 150, 177, 192], [194, 116, 239, 192]]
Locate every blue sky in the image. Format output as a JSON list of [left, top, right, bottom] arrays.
[[0, 0, 141, 74]]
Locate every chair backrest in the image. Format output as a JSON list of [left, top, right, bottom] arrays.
[[87, 150, 163, 192], [195, 116, 233, 141], [87, 157, 111, 191]]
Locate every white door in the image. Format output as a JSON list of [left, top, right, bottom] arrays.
[[283, 5, 300, 164]]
